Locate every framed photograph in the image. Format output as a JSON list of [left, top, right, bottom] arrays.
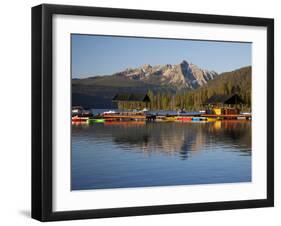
[[32, 4, 274, 221]]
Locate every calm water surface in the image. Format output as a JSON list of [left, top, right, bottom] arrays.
[[72, 120, 251, 190]]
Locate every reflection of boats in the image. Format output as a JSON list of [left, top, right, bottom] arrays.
[[202, 114, 250, 120], [104, 121, 145, 127], [72, 121, 89, 126], [213, 120, 222, 129], [221, 119, 251, 124]]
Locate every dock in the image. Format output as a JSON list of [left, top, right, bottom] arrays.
[[72, 112, 252, 124], [103, 114, 146, 121], [201, 114, 251, 120]]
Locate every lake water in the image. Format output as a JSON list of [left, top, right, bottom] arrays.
[[72, 120, 251, 190]]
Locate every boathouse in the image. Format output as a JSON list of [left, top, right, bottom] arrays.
[[112, 93, 151, 110], [204, 94, 244, 115]]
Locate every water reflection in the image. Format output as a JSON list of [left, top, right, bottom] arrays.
[[72, 120, 251, 190], [72, 120, 251, 160]]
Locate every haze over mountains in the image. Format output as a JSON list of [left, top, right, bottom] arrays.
[[72, 60, 250, 108]]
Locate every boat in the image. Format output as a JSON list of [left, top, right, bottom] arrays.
[[206, 117, 218, 122], [104, 121, 145, 126], [155, 115, 167, 122], [87, 118, 105, 124], [72, 116, 89, 122], [165, 116, 177, 121], [176, 116, 192, 122], [192, 117, 205, 121]]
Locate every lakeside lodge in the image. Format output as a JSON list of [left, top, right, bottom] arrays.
[[203, 93, 244, 115]]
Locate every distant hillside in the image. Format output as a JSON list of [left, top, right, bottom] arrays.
[[72, 77, 167, 109], [197, 66, 251, 105], [72, 62, 251, 109]]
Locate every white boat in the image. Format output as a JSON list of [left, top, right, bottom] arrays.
[[241, 112, 251, 115], [103, 110, 116, 115]]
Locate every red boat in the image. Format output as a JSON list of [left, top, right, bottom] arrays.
[[72, 116, 89, 122], [176, 116, 192, 122]]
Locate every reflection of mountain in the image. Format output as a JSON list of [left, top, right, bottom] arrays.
[[72, 121, 251, 160]]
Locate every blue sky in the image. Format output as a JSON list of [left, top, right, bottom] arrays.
[[72, 34, 251, 78]]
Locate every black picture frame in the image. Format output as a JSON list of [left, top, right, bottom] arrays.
[[32, 3, 274, 222]]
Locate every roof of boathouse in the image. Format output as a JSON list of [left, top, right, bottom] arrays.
[[204, 94, 244, 105]]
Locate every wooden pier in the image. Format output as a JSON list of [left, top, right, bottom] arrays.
[[103, 113, 146, 121], [72, 112, 252, 124], [201, 114, 251, 120]]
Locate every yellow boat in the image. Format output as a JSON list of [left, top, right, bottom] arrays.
[[165, 116, 177, 121], [206, 117, 218, 122]]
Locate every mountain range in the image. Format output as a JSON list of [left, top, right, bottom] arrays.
[[112, 60, 218, 89], [72, 60, 250, 108]]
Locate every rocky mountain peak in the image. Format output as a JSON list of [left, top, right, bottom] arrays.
[[141, 64, 152, 69], [113, 60, 218, 90], [180, 60, 189, 65]]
